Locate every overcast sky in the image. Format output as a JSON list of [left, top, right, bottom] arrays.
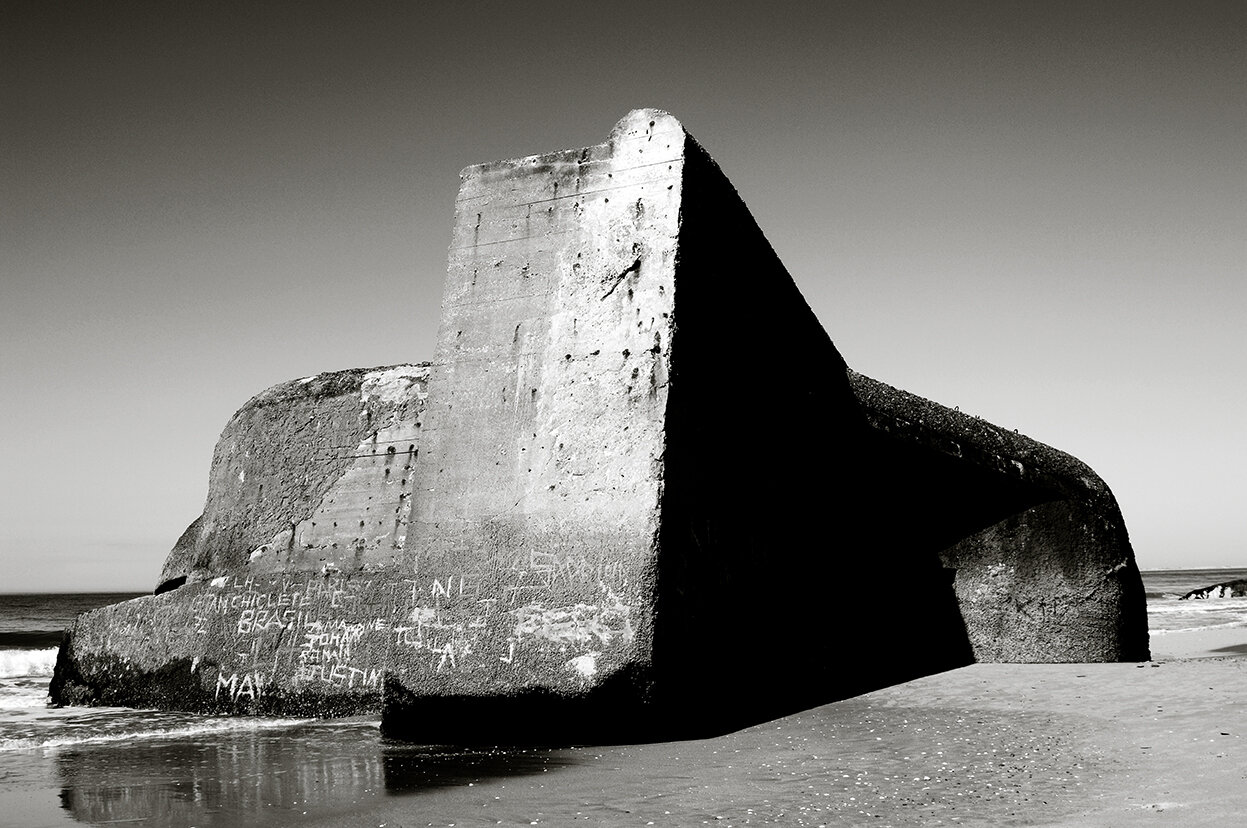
[[2, 1, 1243, 591]]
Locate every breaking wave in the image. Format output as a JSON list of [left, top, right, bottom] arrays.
[[0, 647, 57, 679]]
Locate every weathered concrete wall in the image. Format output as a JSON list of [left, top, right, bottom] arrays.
[[381, 112, 686, 740], [157, 364, 429, 591], [54, 110, 1148, 743], [55, 364, 429, 715], [52, 573, 396, 714]]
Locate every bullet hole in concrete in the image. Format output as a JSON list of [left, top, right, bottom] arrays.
[[622, 349, 630, 358], [558, 443, 564, 450], [385, 468, 391, 477], [531, 388, 537, 400], [604, 198, 609, 203], [602, 256, 642, 299], [548, 485, 555, 491], [649, 120, 655, 128], [387, 445, 396, 454], [667, 185, 673, 190], [631, 368, 640, 380], [565, 354, 572, 361], [333, 522, 337, 528], [360, 520, 365, 528]]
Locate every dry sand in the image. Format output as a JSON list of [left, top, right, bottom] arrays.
[[315, 628, 1246, 827]]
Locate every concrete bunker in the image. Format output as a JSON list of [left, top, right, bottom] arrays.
[[52, 110, 1149, 743]]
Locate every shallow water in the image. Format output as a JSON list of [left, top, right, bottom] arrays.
[[1140, 568, 1247, 637]]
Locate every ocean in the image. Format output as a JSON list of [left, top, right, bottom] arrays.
[[2, 569, 1244, 827]]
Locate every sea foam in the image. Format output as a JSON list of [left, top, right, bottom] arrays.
[[0, 647, 57, 679]]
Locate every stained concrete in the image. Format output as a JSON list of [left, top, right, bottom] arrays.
[[157, 364, 430, 591], [52, 573, 395, 715], [53, 110, 1149, 742]]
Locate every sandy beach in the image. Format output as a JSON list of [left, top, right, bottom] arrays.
[[302, 627, 1246, 828]]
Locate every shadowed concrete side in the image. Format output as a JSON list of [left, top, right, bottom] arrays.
[[848, 371, 1150, 663]]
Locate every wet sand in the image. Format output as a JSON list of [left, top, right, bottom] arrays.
[[317, 627, 1247, 827]]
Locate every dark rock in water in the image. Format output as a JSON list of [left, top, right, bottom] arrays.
[[53, 110, 1150, 743], [1181, 580, 1247, 600]]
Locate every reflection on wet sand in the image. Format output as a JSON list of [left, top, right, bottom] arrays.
[[55, 718, 588, 826], [57, 720, 383, 826]]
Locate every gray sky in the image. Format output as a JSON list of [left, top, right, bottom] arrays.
[[2, 1, 1243, 591]]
